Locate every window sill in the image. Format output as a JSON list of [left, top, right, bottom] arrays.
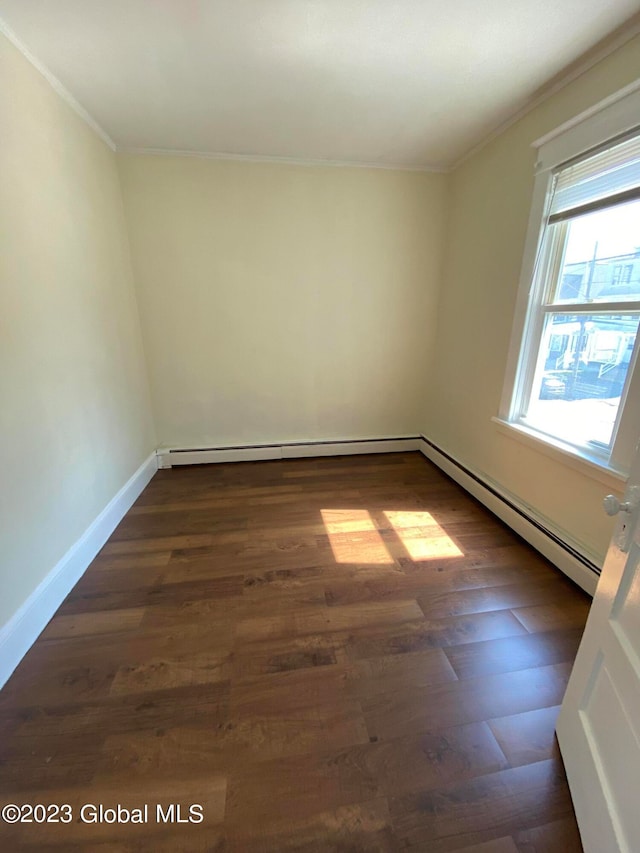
[[491, 417, 628, 491]]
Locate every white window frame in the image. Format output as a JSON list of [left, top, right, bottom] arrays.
[[497, 80, 640, 483]]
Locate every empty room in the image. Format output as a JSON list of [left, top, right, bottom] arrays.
[[2, 2, 640, 850]]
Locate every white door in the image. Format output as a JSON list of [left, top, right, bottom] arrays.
[[557, 440, 640, 853]]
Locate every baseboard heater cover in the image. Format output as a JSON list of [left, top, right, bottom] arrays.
[[158, 436, 421, 467], [419, 435, 600, 596]]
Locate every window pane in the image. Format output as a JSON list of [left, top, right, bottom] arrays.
[[552, 198, 640, 304], [523, 313, 640, 449]]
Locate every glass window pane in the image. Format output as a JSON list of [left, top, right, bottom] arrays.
[[551, 199, 640, 304], [523, 313, 640, 449]]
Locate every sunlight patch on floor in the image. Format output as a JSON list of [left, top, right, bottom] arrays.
[[321, 509, 394, 564], [383, 510, 463, 560]]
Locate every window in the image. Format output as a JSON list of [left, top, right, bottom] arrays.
[[500, 86, 640, 476]]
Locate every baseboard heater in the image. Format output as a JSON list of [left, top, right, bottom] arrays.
[[418, 435, 600, 596], [157, 436, 421, 468]]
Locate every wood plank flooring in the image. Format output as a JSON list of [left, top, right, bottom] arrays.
[[0, 452, 591, 851]]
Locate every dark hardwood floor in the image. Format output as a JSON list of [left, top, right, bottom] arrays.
[[0, 452, 590, 851]]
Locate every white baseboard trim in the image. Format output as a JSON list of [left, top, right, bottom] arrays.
[[0, 451, 158, 690], [418, 437, 599, 596], [158, 437, 420, 467]]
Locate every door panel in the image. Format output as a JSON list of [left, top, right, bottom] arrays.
[[557, 440, 640, 853], [579, 656, 640, 847]]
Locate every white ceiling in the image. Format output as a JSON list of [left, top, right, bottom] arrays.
[[1, 0, 639, 169]]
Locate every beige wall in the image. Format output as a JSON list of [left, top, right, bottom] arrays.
[[118, 155, 446, 449], [0, 34, 155, 628], [3, 18, 638, 638], [424, 34, 640, 564]]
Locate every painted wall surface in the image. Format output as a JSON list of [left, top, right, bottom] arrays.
[[119, 155, 446, 449], [424, 34, 640, 564], [0, 34, 155, 628]]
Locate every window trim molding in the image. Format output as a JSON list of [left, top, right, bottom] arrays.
[[499, 82, 640, 476], [532, 79, 640, 169], [491, 417, 627, 491]]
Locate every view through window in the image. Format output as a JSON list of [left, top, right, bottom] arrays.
[[514, 131, 640, 459]]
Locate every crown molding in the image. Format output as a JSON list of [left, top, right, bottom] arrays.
[[450, 12, 640, 171], [115, 145, 449, 174], [3, 7, 638, 176], [0, 16, 116, 151]]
